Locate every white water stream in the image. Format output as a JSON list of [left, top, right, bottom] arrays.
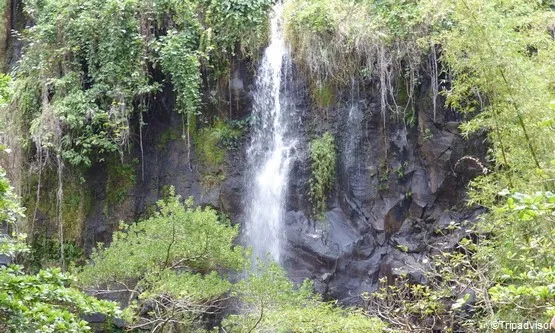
[[245, 3, 295, 263]]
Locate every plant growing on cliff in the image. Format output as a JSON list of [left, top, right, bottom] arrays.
[[5, 0, 273, 267], [309, 132, 336, 219], [11, 0, 273, 170], [283, 0, 444, 125], [289, 0, 555, 330], [365, 233, 495, 332]]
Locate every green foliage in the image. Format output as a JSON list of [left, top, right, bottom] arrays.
[[484, 191, 555, 323], [443, 0, 555, 193], [309, 132, 336, 219], [394, 161, 408, 181], [4, 0, 555, 332], [77, 187, 246, 329], [0, 179, 22, 229], [211, 118, 246, 150], [436, 0, 555, 328], [0, 265, 119, 332], [195, 118, 243, 186], [222, 262, 386, 333], [0, 74, 10, 104], [0, 146, 118, 331], [366, 233, 495, 332], [195, 121, 227, 169], [11, 0, 272, 169], [315, 0, 555, 330], [287, 0, 335, 35], [368, 191, 555, 331], [157, 128, 180, 150], [201, 0, 273, 59], [158, 30, 201, 117], [284, 0, 438, 90]]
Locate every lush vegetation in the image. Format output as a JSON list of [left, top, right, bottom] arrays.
[[2, 51, 383, 330], [0, 73, 119, 332], [289, 0, 555, 330], [74, 189, 384, 331], [3, 0, 273, 276], [1, 0, 555, 331], [440, 1, 555, 327], [76, 189, 245, 330], [1, 182, 385, 332], [12, 0, 273, 168], [284, 0, 439, 124]]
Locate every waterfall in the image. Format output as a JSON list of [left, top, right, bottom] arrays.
[[245, 3, 295, 264]]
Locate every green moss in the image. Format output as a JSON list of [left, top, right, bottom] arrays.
[[157, 128, 180, 151], [23, 168, 90, 270], [193, 118, 246, 188], [106, 157, 136, 206], [61, 180, 92, 242], [311, 82, 334, 109], [27, 235, 84, 273], [309, 132, 337, 219], [393, 74, 416, 126], [24, 168, 92, 243], [195, 118, 242, 173]]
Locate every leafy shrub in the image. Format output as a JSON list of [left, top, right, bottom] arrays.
[[223, 262, 386, 333], [0, 265, 119, 332], [485, 191, 555, 324], [77, 187, 246, 330]]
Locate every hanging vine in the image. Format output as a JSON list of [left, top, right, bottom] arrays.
[[7, 0, 273, 245], [12, 0, 272, 170]]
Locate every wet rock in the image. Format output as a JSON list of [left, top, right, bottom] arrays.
[[384, 198, 411, 236], [275, 66, 486, 304]]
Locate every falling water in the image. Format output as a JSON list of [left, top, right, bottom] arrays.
[[245, 3, 295, 264], [345, 79, 363, 175]]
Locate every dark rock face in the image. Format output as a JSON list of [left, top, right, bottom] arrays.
[[276, 72, 486, 303], [81, 61, 256, 252], [63, 55, 485, 304]]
